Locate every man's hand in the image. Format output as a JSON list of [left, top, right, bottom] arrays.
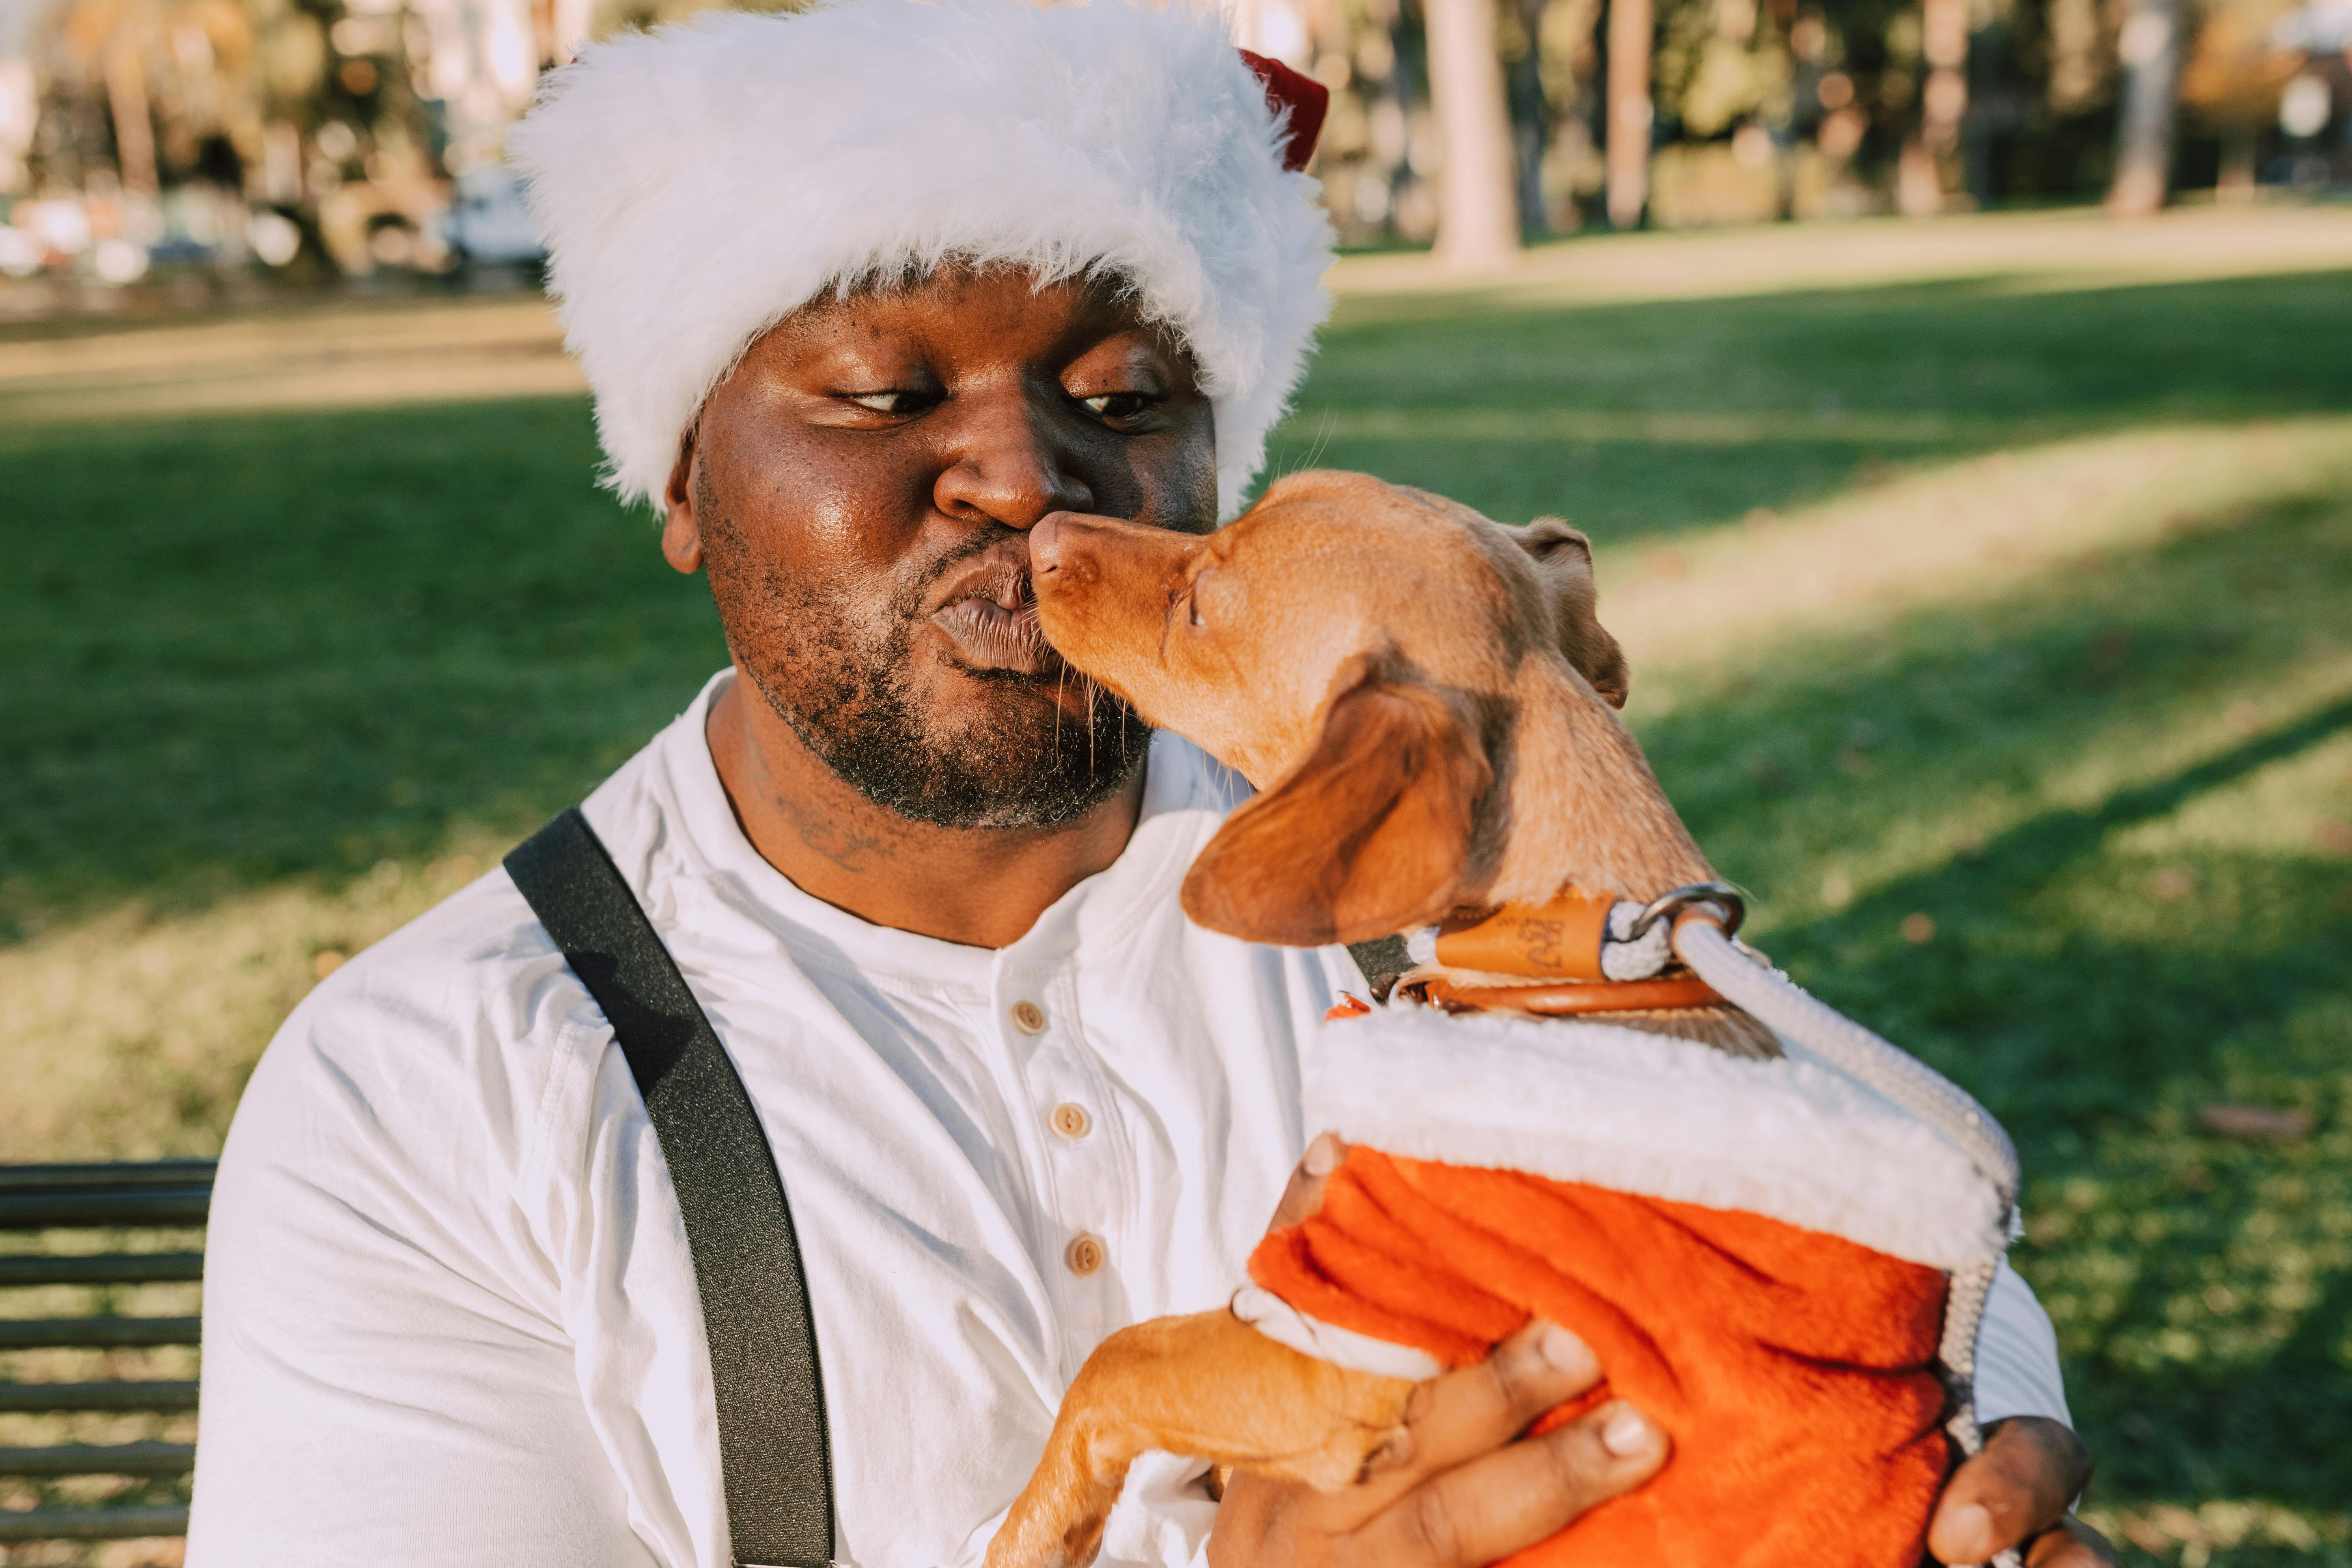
[[1205, 1316, 1667, 1568], [1210, 1136, 1664, 1568], [1928, 1417, 2117, 1566]]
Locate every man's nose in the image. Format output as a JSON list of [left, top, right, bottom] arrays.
[[931, 390, 1095, 530]]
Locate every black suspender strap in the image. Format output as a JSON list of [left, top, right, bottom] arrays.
[[1344, 934, 1413, 1003], [506, 807, 834, 1568]]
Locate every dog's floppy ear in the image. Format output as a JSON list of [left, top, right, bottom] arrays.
[[1182, 656, 1493, 946], [1515, 518, 1630, 708]]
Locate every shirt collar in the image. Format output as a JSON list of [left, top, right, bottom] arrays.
[[650, 667, 1241, 989]]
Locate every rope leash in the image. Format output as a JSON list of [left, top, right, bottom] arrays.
[[1668, 914, 2025, 1568]]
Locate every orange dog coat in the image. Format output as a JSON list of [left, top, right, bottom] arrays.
[[1237, 1005, 2011, 1568]]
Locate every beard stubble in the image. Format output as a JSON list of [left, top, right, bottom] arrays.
[[700, 486, 1151, 832]]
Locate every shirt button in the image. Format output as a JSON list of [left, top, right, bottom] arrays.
[[1049, 1102, 1092, 1141], [1064, 1233, 1107, 1277], [1010, 1000, 1047, 1034]]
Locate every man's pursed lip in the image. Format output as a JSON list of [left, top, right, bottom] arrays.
[[931, 595, 1062, 674]]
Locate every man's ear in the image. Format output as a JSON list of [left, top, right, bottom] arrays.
[[661, 425, 703, 575], [1514, 517, 1629, 708], [1182, 658, 1493, 946]]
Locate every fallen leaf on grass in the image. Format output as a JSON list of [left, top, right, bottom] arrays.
[[2196, 1104, 2313, 1141]]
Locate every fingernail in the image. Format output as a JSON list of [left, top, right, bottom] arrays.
[[1943, 1502, 1992, 1560], [1601, 1406, 1651, 1457], [1304, 1133, 1343, 1177], [1538, 1323, 1593, 1374]]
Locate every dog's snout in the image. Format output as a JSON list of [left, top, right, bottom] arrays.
[[1030, 512, 1071, 576]]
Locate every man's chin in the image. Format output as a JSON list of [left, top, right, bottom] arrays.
[[808, 678, 1148, 831]]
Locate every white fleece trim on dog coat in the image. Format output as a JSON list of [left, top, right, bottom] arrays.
[[1304, 1004, 2010, 1273], [508, 0, 1335, 519], [1231, 1285, 1447, 1381]]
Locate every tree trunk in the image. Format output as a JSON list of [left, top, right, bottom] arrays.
[[1426, 0, 1521, 266], [2107, 0, 2183, 216], [1605, 0, 1652, 229], [2216, 124, 2257, 204], [103, 31, 160, 197], [1898, 0, 1968, 215]]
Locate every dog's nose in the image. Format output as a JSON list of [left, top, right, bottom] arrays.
[[1029, 512, 1070, 575]]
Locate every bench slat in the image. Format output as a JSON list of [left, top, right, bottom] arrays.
[[0, 1251, 206, 1286], [0, 1441, 195, 1478], [0, 1505, 190, 1542], [0, 1317, 202, 1350], [0, 1189, 213, 1230], [0, 1380, 200, 1413], [0, 1163, 209, 1547], [0, 1162, 216, 1195]]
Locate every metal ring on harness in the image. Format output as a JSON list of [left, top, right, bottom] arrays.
[[1625, 881, 1749, 942]]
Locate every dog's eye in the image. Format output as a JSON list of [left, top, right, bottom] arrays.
[[1178, 573, 1213, 631]]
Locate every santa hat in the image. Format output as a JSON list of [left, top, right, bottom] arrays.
[[508, 0, 1337, 519]]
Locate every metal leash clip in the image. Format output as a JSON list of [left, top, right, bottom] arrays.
[[1624, 880, 1749, 942]]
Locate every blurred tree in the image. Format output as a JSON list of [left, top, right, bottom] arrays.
[[1534, 0, 1603, 228], [1605, 0, 1653, 224], [1424, 0, 1521, 262], [2178, 0, 2301, 200], [1499, 0, 1550, 233], [1898, 0, 1967, 211], [2107, 0, 2183, 211]]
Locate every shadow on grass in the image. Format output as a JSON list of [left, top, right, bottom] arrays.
[[1270, 268, 2352, 539], [1634, 492, 2352, 1510]]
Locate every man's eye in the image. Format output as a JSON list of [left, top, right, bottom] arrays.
[[844, 390, 930, 414], [1081, 392, 1153, 421]]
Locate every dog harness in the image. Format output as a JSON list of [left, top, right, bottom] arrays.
[[1262, 906, 2023, 1568]]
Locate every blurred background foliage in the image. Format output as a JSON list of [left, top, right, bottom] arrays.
[[0, 0, 2348, 304]]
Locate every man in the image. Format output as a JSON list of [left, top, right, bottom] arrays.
[[189, 3, 2114, 1565]]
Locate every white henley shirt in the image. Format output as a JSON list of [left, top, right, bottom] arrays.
[[189, 668, 2068, 1568]]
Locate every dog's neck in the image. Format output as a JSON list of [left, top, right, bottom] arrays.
[[1425, 658, 1778, 1058], [1478, 658, 1716, 909]]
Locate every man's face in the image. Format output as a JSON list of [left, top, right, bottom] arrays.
[[670, 263, 1219, 830]]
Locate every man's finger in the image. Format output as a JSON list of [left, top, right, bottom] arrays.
[[1269, 1133, 1346, 1230], [1334, 1400, 1667, 1568], [1928, 1418, 2093, 1564], [2024, 1516, 2122, 1567], [1310, 1318, 1603, 1527]]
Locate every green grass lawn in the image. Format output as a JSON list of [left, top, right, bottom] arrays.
[[4, 218, 2350, 1562]]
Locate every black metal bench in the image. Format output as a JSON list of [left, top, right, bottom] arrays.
[[0, 1160, 212, 1546]]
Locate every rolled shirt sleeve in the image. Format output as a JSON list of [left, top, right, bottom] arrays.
[[1973, 1257, 2073, 1429]]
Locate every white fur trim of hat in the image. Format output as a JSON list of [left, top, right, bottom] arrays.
[[509, 0, 1336, 519]]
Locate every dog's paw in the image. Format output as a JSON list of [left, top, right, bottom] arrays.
[[1351, 1422, 1414, 1484]]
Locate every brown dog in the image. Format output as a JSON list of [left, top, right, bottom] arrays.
[[1031, 470, 1701, 945], [984, 472, 1771, 1568]]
